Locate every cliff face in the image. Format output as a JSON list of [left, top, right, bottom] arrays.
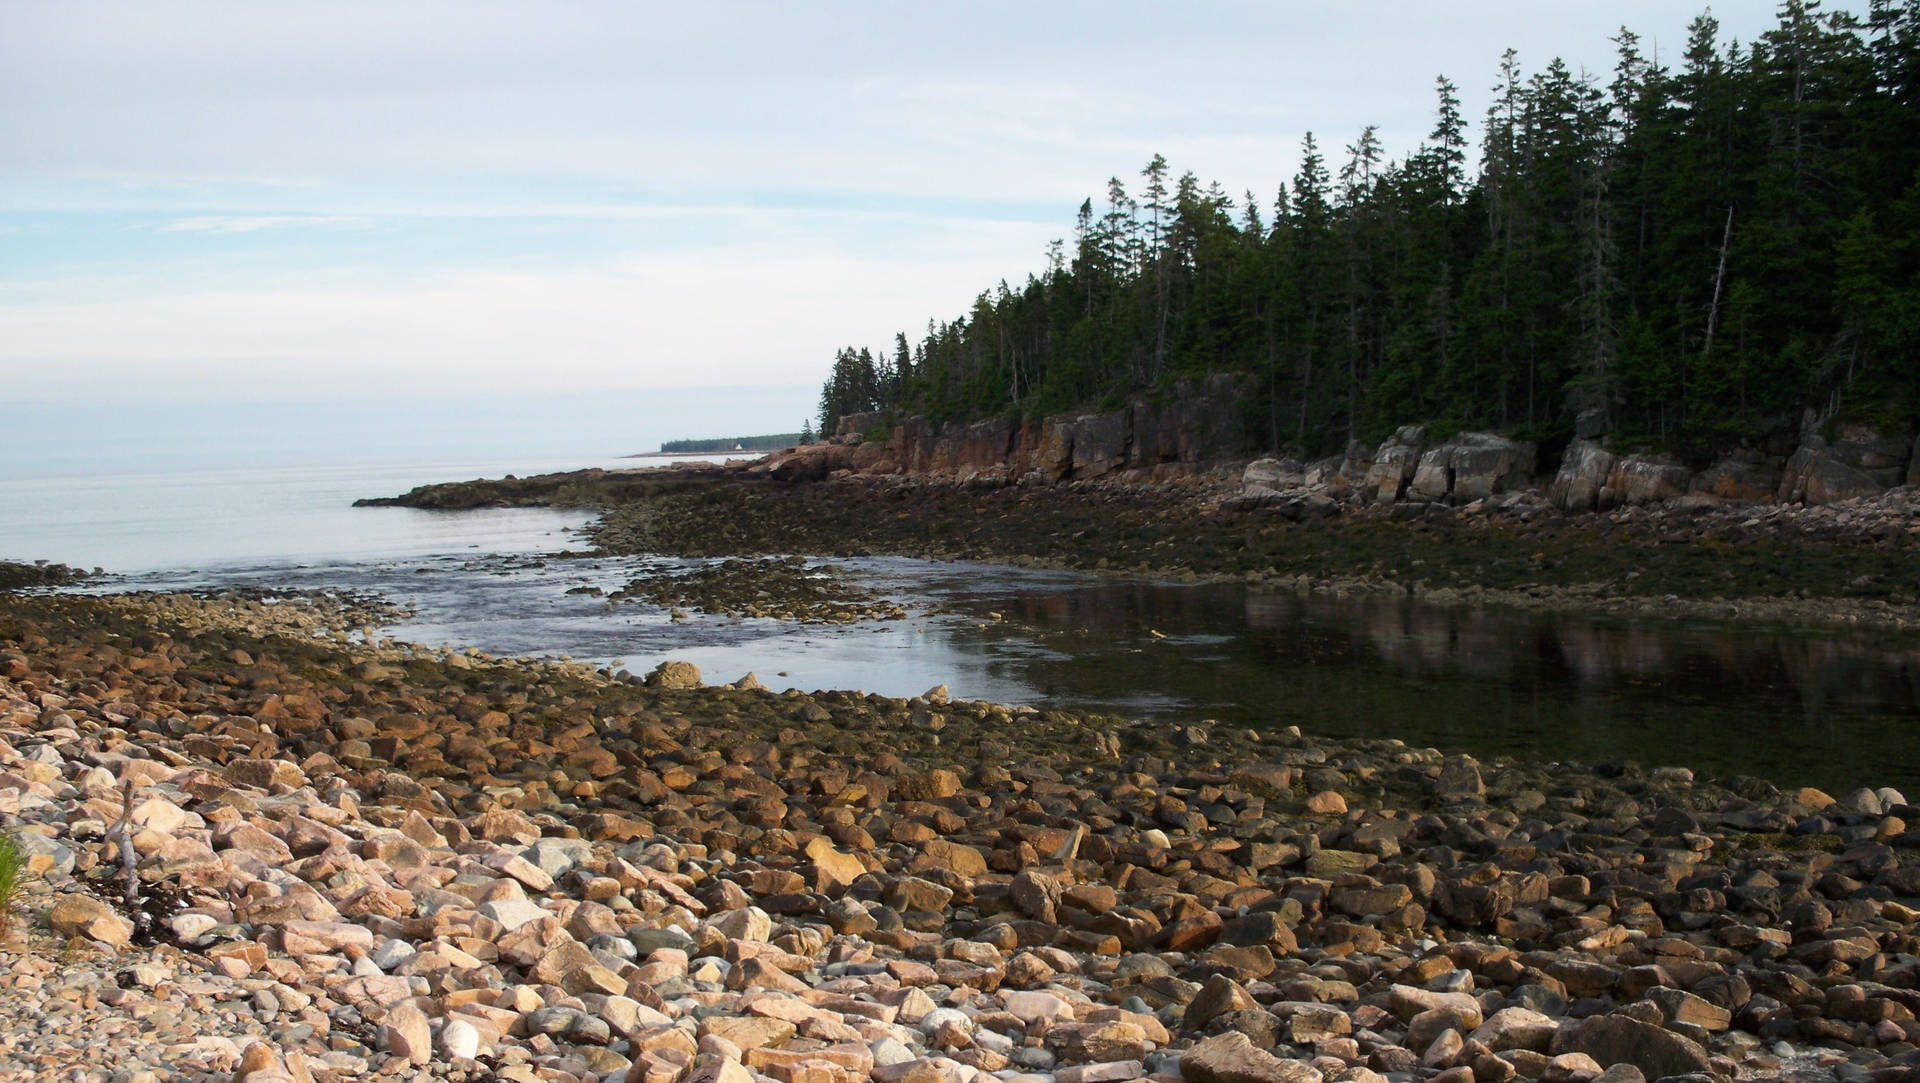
[[794, 393, 1918, 513], [814, 374, 1258, 484], [1547, 414, 1919, 512]]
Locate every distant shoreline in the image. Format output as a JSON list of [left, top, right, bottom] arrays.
[[620, 449, 783, 459]]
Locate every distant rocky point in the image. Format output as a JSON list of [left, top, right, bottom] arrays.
[[0, 560, 95, 592]]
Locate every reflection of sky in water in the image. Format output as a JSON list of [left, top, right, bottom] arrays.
[[111, 550, 1920, 796]]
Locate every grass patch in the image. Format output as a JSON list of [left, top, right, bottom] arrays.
[[0, 831, 24, 929]]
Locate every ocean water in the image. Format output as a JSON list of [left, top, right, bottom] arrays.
[[1, 388, 800, 572], [6, 456, 626, 573]]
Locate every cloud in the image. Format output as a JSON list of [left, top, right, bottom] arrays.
[[155, 214, 368, 234], [0, 216, 1054, 403], [0, 0, 1788, 409], [2, 2, 1783, 205]]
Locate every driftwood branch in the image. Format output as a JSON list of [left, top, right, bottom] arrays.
[[107, 778, 141, 908]]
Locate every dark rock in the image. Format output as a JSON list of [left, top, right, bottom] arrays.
[[1184, 975, 1260, 1032], [1693, 451, 1780, 503], [1548, 1015, 1711, 1080]]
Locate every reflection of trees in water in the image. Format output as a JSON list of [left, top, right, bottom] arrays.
[[1239, 587, 1920, 720], [1001, 579, 1236, 638], [930, 570, 1920, 791]]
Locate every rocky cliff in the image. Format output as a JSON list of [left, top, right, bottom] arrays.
[[793, 375, 1258, 485], [790, 396, 1917, 517], [1249, 412, 1918, 515]]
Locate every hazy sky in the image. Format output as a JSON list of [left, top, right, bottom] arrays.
[[2, 1, 1783, 406]]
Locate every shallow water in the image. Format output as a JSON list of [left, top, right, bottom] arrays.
[[115, 545, 1920, 797]]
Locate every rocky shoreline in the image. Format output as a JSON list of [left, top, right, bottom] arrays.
[[0, 562, 96, 593], [4, 592, 1920, 1083], [352, 440, 1920, 635]]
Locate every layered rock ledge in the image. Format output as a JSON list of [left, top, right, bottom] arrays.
[[2, 593, 1919, 1083]]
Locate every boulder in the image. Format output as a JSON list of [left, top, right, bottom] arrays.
[[1184, 975, 1259, 1030], [1331, 440, 1374, 497], [382, 1004, 433, 1066], [1548, 1015, 1710, 1080], [1405, 433, 1534, 504], [1226, 488, 1336, 520], [1829, 420, 1914, 484], [1550, 440, 1616, 512], [1693, 451, 1780, 503], [442, 1018, 483, 1060], [1180, 1031, 1323, 1083], [1243, 458, 1304, 492], [1601, 455, 1691, 508], [1780, 447, 1885, 504], [1364, 426, 1427, 504], [1407, 447, 1453, 503], [646, 661, 701, 690], [1779, 418, 1916, 504], [48, 894, 133, 948], [850, 437, 896, 473], [766, 443, 854, 482], [1470, 1008, 1559, 1053], [1449, 432, 1538, 500]]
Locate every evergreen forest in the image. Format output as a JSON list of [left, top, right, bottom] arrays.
[[817, 2, 1920, 463]]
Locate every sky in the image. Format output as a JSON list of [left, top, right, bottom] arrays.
[[2, 1, 1786, 412]]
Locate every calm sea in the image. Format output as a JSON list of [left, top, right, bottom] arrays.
[[0, 389, 800, 573]]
